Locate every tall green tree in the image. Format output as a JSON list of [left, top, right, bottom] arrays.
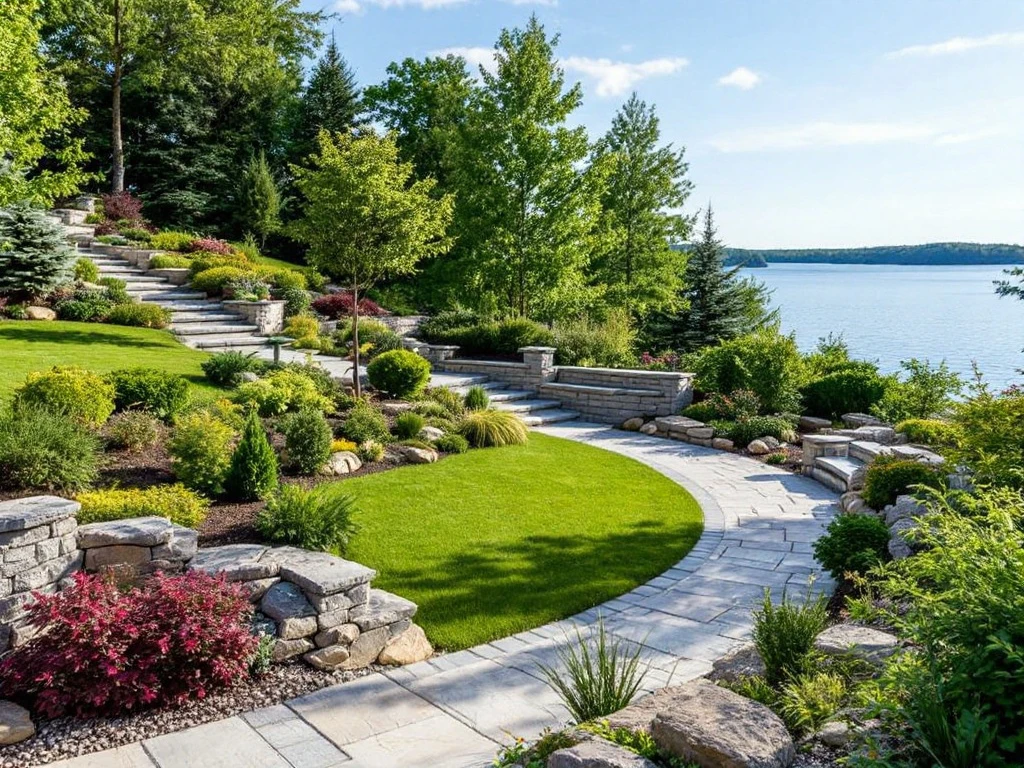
[[239, 151, 281, 247], [290, 130, 454, 396], [649, 206, 775, 353], [0, 0, 90, 206], [591, 93, 693, 317], [455, 16, 604, 320], [291, 38, 362, 164]]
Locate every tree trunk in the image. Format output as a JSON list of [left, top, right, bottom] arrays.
[[351, 282, 361, 398], [111, 0, 125, 193]]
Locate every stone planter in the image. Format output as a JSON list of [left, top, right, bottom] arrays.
[[222, 299, 286, 334]]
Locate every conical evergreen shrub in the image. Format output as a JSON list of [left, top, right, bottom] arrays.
[[0, 204, 74, 298], [224, 409, 279, 501]]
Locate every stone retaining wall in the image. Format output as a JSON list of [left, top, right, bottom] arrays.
[[0, 498, 429, 671], [222, 299, 286, 334], [378, 315, 428, 337]]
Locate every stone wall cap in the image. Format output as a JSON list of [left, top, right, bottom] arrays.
[[0, 496, 80, 533], [425, 344, 460, 350], [517, 346, 557, 353], [802, 434, 855, 445], [222, 299, 287, 306], [556, 365, 693, 380], [188, 543, 278, 581], [267, 547, 375, 595], [77, 517, 173, 548]]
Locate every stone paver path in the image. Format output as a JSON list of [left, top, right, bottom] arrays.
[[44, 422, 837, 768]]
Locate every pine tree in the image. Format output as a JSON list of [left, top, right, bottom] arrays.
[[224, 409, 279, 501], [648, 206, 769, 353], [293, 38, 362, 163], [0, 204, 75, 299], [239, 151, 281, 248]]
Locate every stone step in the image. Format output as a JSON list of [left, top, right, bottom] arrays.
[[451, 380, 510, 394], [96, 268, 144, 276], [494, 398, 564, 414], [90, 258, 132, 266], [138, 291, 207, 302], [162, 301, 225, 311], [171, 312, 246, 323], [889, 444, 946, 466], [120, 276, 170, 285], [813, 456, 867, 493], [430, 372, 492, 389], [487, 389, 535, 403], [189, 335, 271, 349], [849, 440, 890, 464], [520, 409, 581, 426], [172, 323, 259, 336]]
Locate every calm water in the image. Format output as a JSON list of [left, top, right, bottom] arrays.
[[748, 263, 1024, 391]]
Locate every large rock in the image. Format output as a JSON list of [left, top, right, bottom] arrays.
[[639, 422, 658, 436], [303, 644, 351, 671], [712, 437, 734, 451], [378, 623, 432, 666], [814, 624, 899, 665], [260, 582, 316, 622], [152, 525, 198, 560], [188, 544, 278, 581], [420, 426, 445, 441], [315, 623, 359, 648], [621, 417, 644, 431], [324, 451, 362, 476], [398, 445, 438, 464], [839, 492, 868, 515], [0, 496, 79, 534], [266, 547, 375, 596], [349, 589, 417, 631], [882, 495, 926, 527], [340, 626, 389, 669], [24, 306, 56, 321], [85, 544, 151, 571], [710, 644, 766, 683], [0, 701, 35, 745], [272, 638, 313, 662], [649, 679, 794, 768], [842, 413, 885, 429], [654, 416, 704, 435], [798, 416, 831, 433], [747, 439, 771, 455], [547, 739, 660, 768], [77, 517, 172, 549]]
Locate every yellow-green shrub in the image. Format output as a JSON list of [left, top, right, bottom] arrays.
[[150, 231, 196, 252], [76, 484, 209, 528], [191, 266, 250, 295], [13, 367, 116, 427], [331, 439, 357, 453], [234, 370, 333, 416], [895, 418, 961, 449], [169, 411, 236, 495], [283, 314, 320, 339]]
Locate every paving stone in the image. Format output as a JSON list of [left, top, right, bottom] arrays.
[[188, 544, 278, 581], [342, 713, 496, 768], [267, 547, 375, 596], [0, 496, 79, 534], [144, 716, 290, 768], [77, 517, 172, 548], [349, 589, 417, 631], [44, 743, 155, 768]]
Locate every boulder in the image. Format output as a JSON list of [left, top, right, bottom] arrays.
[[24, 306, 56, 321], [315, 623, 359, 648], [621, 417, 645, 431], [0, 701, 34, 745], [710, 644, 765, 683], [398, 445, 438, 464], [380, 401, 412, 416], [279, 615, 318, 640], [272, 638, 313, 662], [814, 624, 899, 665], [814, 721, 854, 748], [378, 623, 432, 666], [839, 492, 868, 515], [639, 422, 658, 436], [76, 516, 172, 549], [762, 436, 782, 450], [649, 679, 794, 768], [842, 413, 885, 429], [188, 544, 278, 582], [420, 426, 445, 441], [712, 437, 735, 451], [888, 534, 913, 560], [883, 495, 926, 527], [324, 451, 362, 476], [747, 439, 771, 455], [260, 582, 316, 622], [267, 547, 375, 596], [798, 416, 832, 433], [303, 644, 351, 671], [340, 626, 389, 669], [350, 589, 417, 631], [548, 740, 659, 768], [239, 371, 260, 383]]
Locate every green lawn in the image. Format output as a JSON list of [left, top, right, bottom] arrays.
[[342, 433, 703, 650], [0, 321, 219, 401]]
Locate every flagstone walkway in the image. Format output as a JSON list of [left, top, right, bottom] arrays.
[[44, 423, 838, 768]]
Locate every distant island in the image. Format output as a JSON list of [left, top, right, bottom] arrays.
[[720, 242, 1024, 268]]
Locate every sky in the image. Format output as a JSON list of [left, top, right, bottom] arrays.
[[301, 0, 1024, 249]]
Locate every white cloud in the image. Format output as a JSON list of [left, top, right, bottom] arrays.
[[334, 0, 362, 11], [718, 66, 762, 90], [885, 31, 1024, 58], [504, 0, 558, 5], [933, 127, 1005, 145], [431, 46, 498, 73], [710, 120, 1007, 152], [561, 56, 689, 97]]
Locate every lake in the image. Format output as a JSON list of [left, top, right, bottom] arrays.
[[748, 263, 1024, 391]]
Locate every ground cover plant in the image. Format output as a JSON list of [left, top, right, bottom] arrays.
[[341, 433, 702, 649]]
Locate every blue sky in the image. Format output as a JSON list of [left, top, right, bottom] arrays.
[[303, 0, 1024, 248]]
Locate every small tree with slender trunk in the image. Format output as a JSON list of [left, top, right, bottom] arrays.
[[290, 130, 453, 396]]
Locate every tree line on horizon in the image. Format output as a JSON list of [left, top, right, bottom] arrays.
[[722, 242, 1024, 268]]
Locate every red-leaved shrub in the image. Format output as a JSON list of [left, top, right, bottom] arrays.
[[100, 192, 144, 223], [186, 237, 234, 255], [0, 571, 256, 718], [93, 219, 119, 236], [311, 291, 384, 319]]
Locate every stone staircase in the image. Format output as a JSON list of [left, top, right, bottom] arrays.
[[430, 372, 580, 426]]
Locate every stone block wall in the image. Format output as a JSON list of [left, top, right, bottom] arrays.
[[378, 315, 428, 337], [222, 299, 286, 334], [441, 358, 536, 389]]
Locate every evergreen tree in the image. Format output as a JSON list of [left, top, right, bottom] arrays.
[[239, 151, 282, 248], [591, 93, 693, 318], [224, 409, 279, 501], [648, 206, 773, 353], [0, 204, 75, 299], [292, 38, 362, 164]]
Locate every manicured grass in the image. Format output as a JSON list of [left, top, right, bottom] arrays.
[[0, 321, 220, 401], [342, 433, 703, 650], [253, 254, 310, 274]]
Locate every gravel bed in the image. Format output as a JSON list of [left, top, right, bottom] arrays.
[[0, 662, 378, 767]]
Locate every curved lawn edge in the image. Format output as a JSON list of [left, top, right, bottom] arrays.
[[338, 432, 705, 650]]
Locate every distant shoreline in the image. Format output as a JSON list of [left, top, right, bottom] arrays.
[[720, 242, 1024, 268]]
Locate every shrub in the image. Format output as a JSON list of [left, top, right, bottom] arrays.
[[779, 672, 847, 735], [872, 358, 963, 423], [686, 329, 804, 414], [105, 302, 171, 329], [725, 415, 796, 446], [425, 317, 554, 356], [357, 439, 385, 463], [334, 318, 402, 360], [105, 410, 161, 451], [418, 308, 480, 340], [256, 483, 357, 555], [340, 401, 390, 444], [895, 418, 961, 449], [149, 231, 195, 252], [283, 313, 320, 340], [538, 620, 647, 724], [951, 384, 1024, 489], [552, 309, 635, 368], [765, 452, 787, 465], [262, 267, 306, 292], [435, 433, 469, 454], [56, 295, 112, 322], [411, 400, 450, 419], [862, 454, 946, 510], [188, 251, 251, 277], [98, 276, 131, 304], [394, 411, 426, 440], [752, 587, 828, 688], [421, 386, 465, 417], [224, 409, 279, 501], [201, 351, 263, 388], [276, 285, 311, 317], [279, 409, 333, 474], [331, 438, 358, 453], [801, 366, 889, 421], [0, 571, 255, 718], [234, 369, 333, 416], [74, 258, 99, 283], [101, 191, 144, 222], [76, 484, 208, 528], [459, 409, 528, 448], [169, 411, 236, 496], [366, 349, 431, 399], [0, 407, 100, 491], [192, 266, 250, 295], [119, 227, 151, 244], [186, 237, 234, 255], [310, 291, 384, 319], [463, 385, 489, 411], [680, 401, 718, 422], [148, 254, 191, 269], [813, 514, 891, 580], [13, 366, 115, 427], [106, 368, 190, 421]]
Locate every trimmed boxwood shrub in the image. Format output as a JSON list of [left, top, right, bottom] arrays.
[[421, 317, 554, 357], [76, 484, 209, 528], [801, 367, 888, 421], [340, 401, 390, 444], [366, 349, 431, 399], [813, 513, 891, 579], [0, 407, 100, 491], [13, 366, 115, 427], [862, 454, 946, 510], [106, 368, 190, 421], [224, 409, 279, 501], [435, 433, 470, 454], [234, 369, 333, 416], [459, 409, 528, 448], [169, 411, 236, 496], [191, 266, 249, 295], [280, 409, 333, 475], [105, 302, 171, 329], [149, 254, 191, 269]]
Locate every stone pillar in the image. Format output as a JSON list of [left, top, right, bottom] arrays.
[[424, 345, 459, 368], [520, 346, 557, 386], [223, 300, 286, 334], [801, 435, 854, 476]]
